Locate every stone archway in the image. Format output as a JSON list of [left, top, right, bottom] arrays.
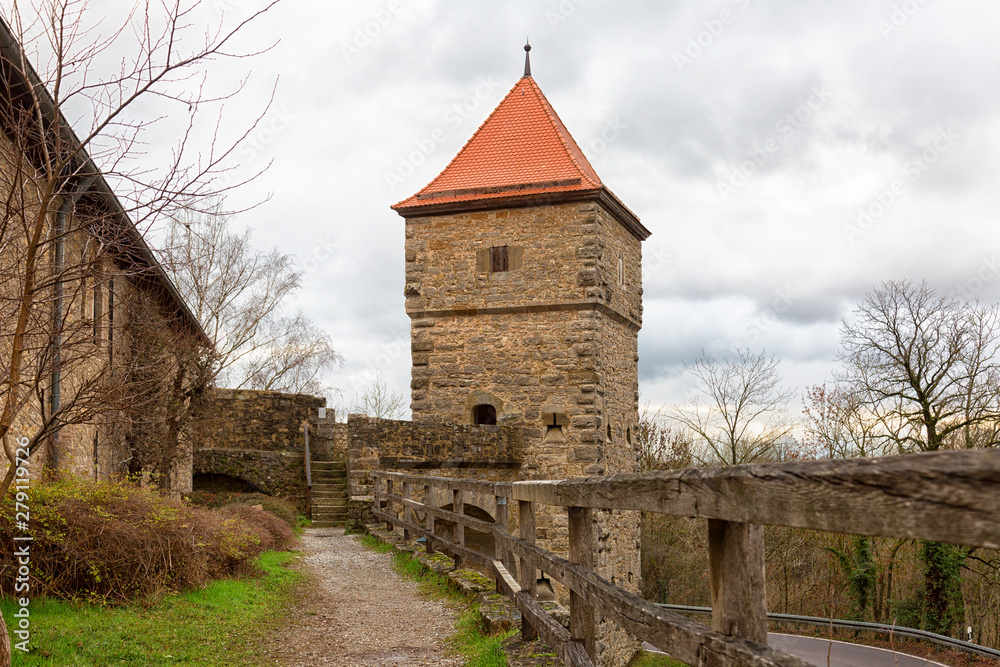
[[435, 503, 496, 559], [193, 473, 264, 495]]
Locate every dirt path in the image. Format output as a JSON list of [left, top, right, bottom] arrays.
[[266, 526, 463, 666]]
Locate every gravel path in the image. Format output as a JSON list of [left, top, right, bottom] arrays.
[[266, 527, 463, 666]]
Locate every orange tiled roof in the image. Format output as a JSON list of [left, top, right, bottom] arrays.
[[392, 75, 604, 211]]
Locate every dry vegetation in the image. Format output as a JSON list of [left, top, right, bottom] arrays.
[[0, 478, 295, 605]]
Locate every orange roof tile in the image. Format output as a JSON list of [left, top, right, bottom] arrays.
[[392, 75, 604, 211]]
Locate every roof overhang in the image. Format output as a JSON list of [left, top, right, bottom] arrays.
[[392, 185, 651, 242], [0, 16, 210, 347]]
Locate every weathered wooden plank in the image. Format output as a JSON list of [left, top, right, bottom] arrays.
[[384, 478, 394, 531], [494, 493, 515, 584], [709, 520, 768, 645], [568, 507, 597, 661], [505, 449, 1000, 548], [514, 591, 594, 667], [453, 488, 464, 569], [424, 484, 435, 554], [402, 482, 412, 541], [493, 527, 810, 667], [389, 495, 494, 533], [376, 471, 498, 495], [492, 560, 521, 598], [518, 500, 537, 641], [371, 506, 493, 567]]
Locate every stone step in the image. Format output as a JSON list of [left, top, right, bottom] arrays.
[[313, 502, 348, 511], [311, 520, 344, 528], [310, 461, 347, 471], [312, 487, 347, 496], [312, 482, 347, 490], [312, 470, 347, 480], [313, 472, 347, 484]]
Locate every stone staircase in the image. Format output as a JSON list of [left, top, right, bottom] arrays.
[[310, 459, 348, 527]]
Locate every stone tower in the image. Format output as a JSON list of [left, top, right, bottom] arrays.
[[392, 49, 650, 483], [392, 51, 649, 662]]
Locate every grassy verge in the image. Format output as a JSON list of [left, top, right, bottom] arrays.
[[5, 551, 301, 666], [358, 533, 514, 666], [629, 651, 689, 666]]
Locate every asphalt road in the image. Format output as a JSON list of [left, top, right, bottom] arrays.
[[644, 634, 951, 667]]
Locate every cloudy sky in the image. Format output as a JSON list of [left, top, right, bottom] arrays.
[[53, 0, 1000, 414]]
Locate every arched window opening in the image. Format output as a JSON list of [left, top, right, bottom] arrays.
[[473, 404, 497, 425]]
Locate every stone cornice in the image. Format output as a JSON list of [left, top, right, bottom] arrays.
[[407, 299, 642, 332], [394, 186, 652, 242]]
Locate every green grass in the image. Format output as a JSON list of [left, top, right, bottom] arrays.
[[359, 532, 515, 666], [629, 651, 690, 666], [5, 551, 302, 666]]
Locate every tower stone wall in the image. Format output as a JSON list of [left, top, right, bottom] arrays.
[[393, 60, 649, 665]]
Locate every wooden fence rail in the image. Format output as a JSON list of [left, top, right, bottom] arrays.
[[371, 448, 1000, 667]]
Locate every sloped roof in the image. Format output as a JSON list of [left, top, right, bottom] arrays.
[[0, 17, 209, 345], [392, 72, 650, 240]]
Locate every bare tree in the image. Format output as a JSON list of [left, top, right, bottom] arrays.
[[159, 204, 341, 395], [802, 384, 892, 459], [635, 402, 693, 471], [0, 1, 279, 661], [671, 348, 794, 466], [836, 279, 1000, 636], [349, 374, 407, 420], [240, 311, 342, 395], [836, 280, 1000, 453]]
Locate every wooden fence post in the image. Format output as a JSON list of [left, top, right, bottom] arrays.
[[402, 481, 411, 541], [424, 484, 435, 554], [494, 493, 513, 590], [518, 500, 537, 641], [384, 478, 394, 532], [568, 506, 597, 661], [453, 488, 464, 569], [708, 519, 768, 645]]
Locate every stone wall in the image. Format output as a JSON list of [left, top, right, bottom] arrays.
[[190, 388, 328, 511], [401, 197, 644, 665], [346, 414, 521, 499]]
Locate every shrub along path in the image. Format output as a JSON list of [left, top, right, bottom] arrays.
[[264, 526, 462, 666]]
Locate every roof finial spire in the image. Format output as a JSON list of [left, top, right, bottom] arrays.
[[523, 39, 532, 77]]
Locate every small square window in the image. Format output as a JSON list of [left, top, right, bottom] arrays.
[[490, 245, 509, 273]]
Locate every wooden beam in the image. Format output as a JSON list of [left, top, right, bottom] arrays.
[[493, 527, 810, 667], [402, 482, 412, 541], [515, 591, 594, 667], [424, 484, 435, 554], [384, 478, 394, 532], [387, 495, 494, 533], [501, 449, 1000, 548], [569, 507, 596, 661], [378, 471, 499, 494], [453, 488, 464, 569], [493, 560, 521, 598], [371, 507, 492, 567], [518, 500, 537, 641], [494, 493, 515, 586], [708, 520, 768, 645]]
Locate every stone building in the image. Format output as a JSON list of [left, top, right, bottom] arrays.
[[0, 19, 208, 490], [391, 46, 650, 665]]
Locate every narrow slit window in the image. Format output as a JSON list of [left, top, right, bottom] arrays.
[[618, 257, 625, 285], [490, 245, 509, 273], [93, 279, 103, 345]]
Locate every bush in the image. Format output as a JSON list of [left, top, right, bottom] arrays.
[[0, 477, 296, 604], [186, 491, 297, 528]]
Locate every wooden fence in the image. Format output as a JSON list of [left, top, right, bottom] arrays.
[[371, 448, 1000, 667]]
